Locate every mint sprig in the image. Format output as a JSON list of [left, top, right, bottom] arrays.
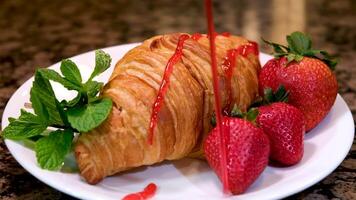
[[30, 71, 64, 125], [2, 109, 47, 140], [262, 31, 338, 70], [2, 50, 113, 170], [60, 59, 82, 85], [67, 98, 112, 132], [35, 130, 73, 170]]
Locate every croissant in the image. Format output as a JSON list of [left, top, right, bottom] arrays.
[[74, 33, 261, 184]]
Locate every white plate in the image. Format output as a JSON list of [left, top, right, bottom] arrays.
[[2, 43, 354, 200]]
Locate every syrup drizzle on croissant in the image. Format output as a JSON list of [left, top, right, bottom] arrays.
[[148, 31, 233, 144], [222, 41, 259, 113], [148, 35, 258, 145], [148, 34, 198, 144]]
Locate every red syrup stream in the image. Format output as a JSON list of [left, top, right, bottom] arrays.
[[122, 183, 157, 200], [146, 0, 258, 194], [222, 41, 258, 113], [205, 0, 230, 194]]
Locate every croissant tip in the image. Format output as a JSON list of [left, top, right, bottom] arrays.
[[84, 177, 103, 185], [75, 141, 104, 185]]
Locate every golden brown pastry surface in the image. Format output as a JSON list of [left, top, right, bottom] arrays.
[[74, 33, 260, 184]]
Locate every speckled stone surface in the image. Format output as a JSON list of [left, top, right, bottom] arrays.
[[0, 0, 355, 199]]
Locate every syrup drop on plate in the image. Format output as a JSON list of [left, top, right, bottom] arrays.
[[122, 183, 157, 200]]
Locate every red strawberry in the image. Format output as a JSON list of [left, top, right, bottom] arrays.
[[256, 102, 305, 165], [204, 117, 270, 194], [259, 32, 338, 131]]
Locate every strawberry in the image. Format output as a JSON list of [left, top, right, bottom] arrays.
[[204, 117, 270, 194], [259, 32, 338, 131], [256, 102, 305, 165]]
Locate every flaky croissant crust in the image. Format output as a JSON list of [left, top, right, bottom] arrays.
[[74, 33, 260, 184]]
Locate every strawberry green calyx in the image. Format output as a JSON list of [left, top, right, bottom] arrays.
[[210, 106, 259, 127], [263, 85, 289, 104], [250, 85, 289, 107], [262, 31, 337, 70], [230, 105, 259, 124]]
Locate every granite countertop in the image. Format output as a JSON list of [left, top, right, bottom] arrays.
[[0, 0, 355, 199]]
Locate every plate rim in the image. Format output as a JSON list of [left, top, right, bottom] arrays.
[[2, 43, 355, 200]]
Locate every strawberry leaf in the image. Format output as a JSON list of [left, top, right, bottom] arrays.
[[320, 51, 338, 70], [263, 31, 338, 70], [246, 108, 259, 122], [286, 54, 296, 63], [262, 38, 288, 54], [274, 85, 289, 103], [229, 104, 259, 123], [263, 86, 289, 104], [230, 104, 243, 118], [295, 54, 304, 62], [263, 88, 274, 104], [286, 32, 312, 54]]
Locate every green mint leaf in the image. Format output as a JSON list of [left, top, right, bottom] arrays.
[[61, 94, 83, 108], [67, 97, 112, 132], [286, 32, 311, 54], [2, 109, 47, 140], [8, 117, 16, 123], [60, 59, 82, 85], [35, 129, 73, 170], [89, 50, 112, 80], [31, 71, 63, 125], [85, 81, 103, 98], [38, 69, 82, 91]]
